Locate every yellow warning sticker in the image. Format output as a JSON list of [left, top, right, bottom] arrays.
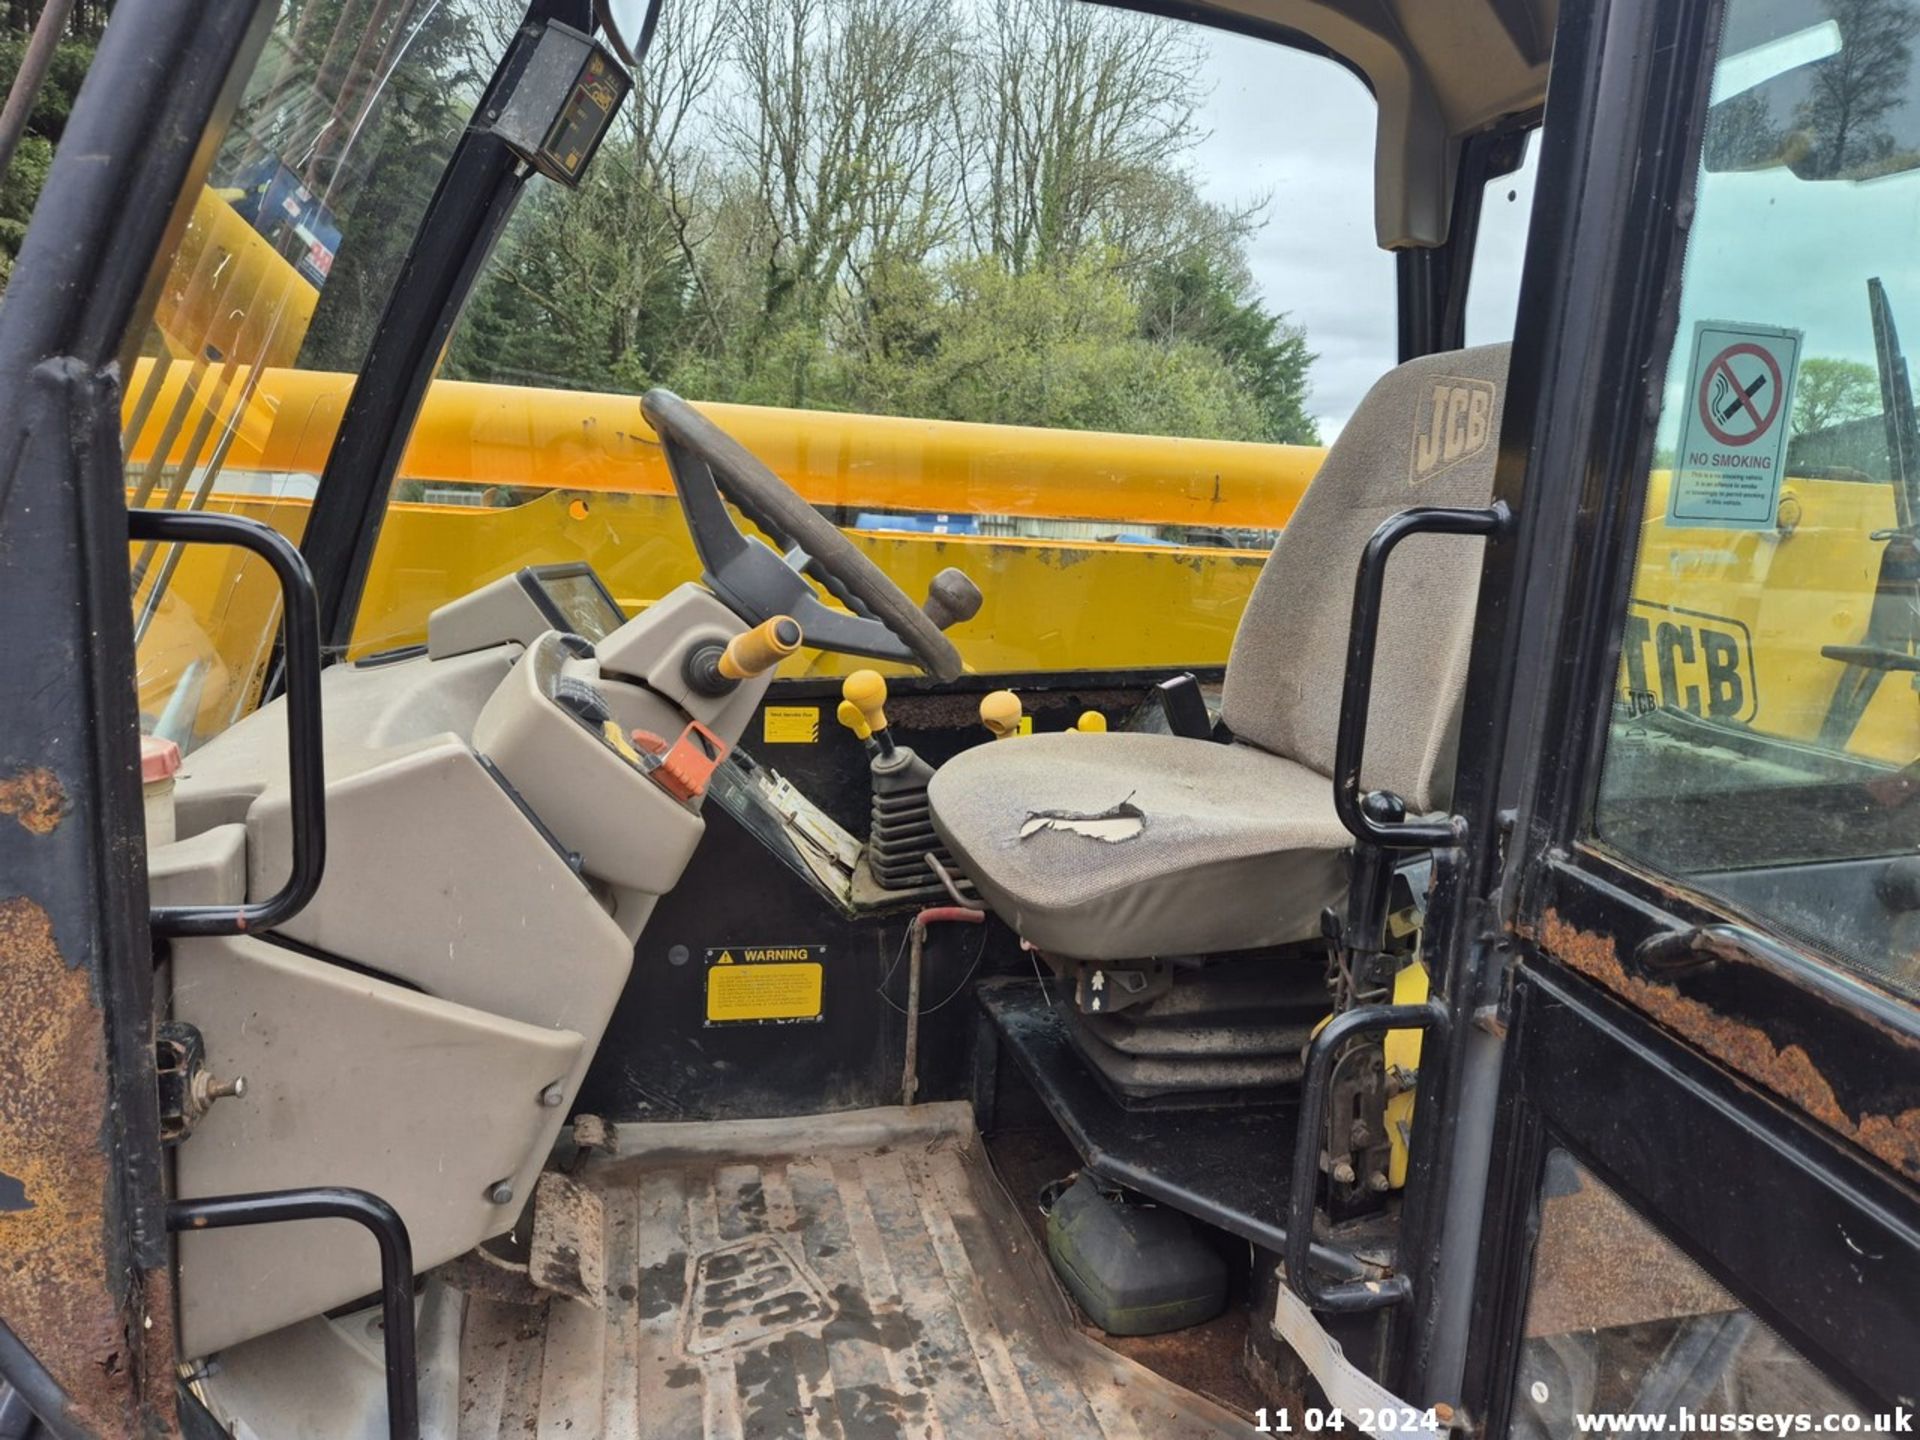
[[705, 946, 825, 1024], [763, 706, 821, 743]]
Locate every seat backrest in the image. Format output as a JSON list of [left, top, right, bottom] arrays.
[[1221, 343, 1511, 813]]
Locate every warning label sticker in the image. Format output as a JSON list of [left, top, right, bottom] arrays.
[[1667, 320, 1802, 530], [705, 945, 825, 1025], [762, 706, 821, 744]]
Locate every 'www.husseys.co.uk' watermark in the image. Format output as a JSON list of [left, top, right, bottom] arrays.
[[1572, 1409, 1915, 1435]]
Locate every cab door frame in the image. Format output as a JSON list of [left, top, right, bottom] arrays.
[[0, 0, 276, 1430], [1387, 0, 1920, 1424]]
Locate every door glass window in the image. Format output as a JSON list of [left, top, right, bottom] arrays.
[[1466, 133, 1539, 345], [1595, 0, 1920, 1003], [124, 0, 512, 750], [348, 3, 1396, 673], [1513, 1152, 1864, 1438]]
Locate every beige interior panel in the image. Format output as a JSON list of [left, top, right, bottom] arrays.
[[247, 736, 632, 1080], [147, 823, 248, 908], [173, 647, 513, 840], [595, 582, 776, 742], [471, 632, 706, 893], [172, 936, 584, 1357], [426, 570, 558, 659]]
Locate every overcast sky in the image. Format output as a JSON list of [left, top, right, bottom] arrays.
[[1185, 29, 1539, 438]]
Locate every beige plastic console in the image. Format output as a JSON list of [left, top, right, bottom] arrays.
[[164, 573, 785, 1360], [172, 936, 583, 1357], [470, 631, 706, 893], [247, 735, 633, 1057]]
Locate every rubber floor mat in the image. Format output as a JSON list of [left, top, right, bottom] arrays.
[[455, 1103, 1258, 1439]]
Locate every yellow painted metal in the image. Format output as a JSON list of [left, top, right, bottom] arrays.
[[122, 358, 1321, 529], [134, 488, 1269, 743], [1384, 961, 1430, 1190], [136, 463, 1917, 769], [150, 187, 318, 370], [1624, 472, 1913, 764]]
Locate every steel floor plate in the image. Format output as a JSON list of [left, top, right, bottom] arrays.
[[454, 1103, 1258, 1440]]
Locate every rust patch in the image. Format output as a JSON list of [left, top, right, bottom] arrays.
[[0, 767, 67, 835], [1540, 908, 1920, 1184], [0, 896, 149, 1429]]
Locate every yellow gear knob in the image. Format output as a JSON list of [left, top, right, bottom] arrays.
[[980, 690, 1022, 740], [842, 669, 890, 734], [718, 615, 803, 680], [835, 699, 873, 741], [1074, 710, 1108, 733]]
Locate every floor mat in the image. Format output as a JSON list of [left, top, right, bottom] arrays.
[[455, 1103, 1258, 1439]]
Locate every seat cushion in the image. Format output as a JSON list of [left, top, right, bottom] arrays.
[[928, 731, 1349, 960]]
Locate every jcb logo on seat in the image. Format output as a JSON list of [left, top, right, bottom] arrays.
[[1411, 377, 1495, 483], [1619, 600, 1758, 722]]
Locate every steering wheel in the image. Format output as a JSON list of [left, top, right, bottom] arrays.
[[641, 389, 978, 681]]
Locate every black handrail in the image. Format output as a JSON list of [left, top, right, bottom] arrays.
[[1334, 502, 1512, 848], [1285, 1000, 1450, 1313], [167, 1189, 417, 1440], [128, 510, 326, 936], [0, 1317, 100, 1440]]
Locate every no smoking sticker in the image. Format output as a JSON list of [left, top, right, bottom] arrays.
[[1667, 320, 1801, 530]]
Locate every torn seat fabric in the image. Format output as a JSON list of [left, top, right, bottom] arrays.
[[928, 732, 1349, 960]]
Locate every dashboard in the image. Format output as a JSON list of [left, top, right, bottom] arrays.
[[427, 563, 626, 658]]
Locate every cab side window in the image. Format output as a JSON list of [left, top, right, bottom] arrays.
[[1595, 0, 1920, 1003]]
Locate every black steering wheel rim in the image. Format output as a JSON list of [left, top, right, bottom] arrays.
[[640, 389, 966, 681]]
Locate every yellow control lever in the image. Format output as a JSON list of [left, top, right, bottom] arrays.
[[1074, 710, 1108, 733], [719, 615, 803, 680], [836, 699, 873, 742], [843, 670, 895, 757], [843, 670, 890, 733], [980, 690, 1022, 740]]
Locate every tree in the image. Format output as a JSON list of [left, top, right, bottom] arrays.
[[1137, 250, 1318, 443], [705, 0, 964, 406], [1793, 356, 1881, 435], [0, 13, 112, 287], [968, 0, 1254, 275], [1703, 91, 1784, 171], [1795, 0, 1920, 178]]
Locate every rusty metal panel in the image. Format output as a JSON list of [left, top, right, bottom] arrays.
[[1533, 902, 1920, 1185]]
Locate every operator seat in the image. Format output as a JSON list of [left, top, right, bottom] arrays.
[[928, 344, 1509, 961]]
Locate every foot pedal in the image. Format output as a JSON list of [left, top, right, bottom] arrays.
[[529, 1171, 605, 1308], [568, 1112, 616, 1170]]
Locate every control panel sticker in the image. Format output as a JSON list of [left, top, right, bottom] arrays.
[[763, 706, 820, 744], [705, 946, 825, 1025]]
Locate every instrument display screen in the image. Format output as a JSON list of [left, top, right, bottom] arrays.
[[522, 565, 624, 642]]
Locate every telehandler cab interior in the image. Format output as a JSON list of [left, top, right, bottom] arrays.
[[0, 0, 1915, 1436]]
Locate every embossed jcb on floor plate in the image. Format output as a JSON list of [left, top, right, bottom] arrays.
[[682, 1234, 836, 1355]]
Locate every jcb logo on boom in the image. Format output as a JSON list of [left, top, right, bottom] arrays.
[[1618, 600, 1758, 723], [1411, 376, 1495, 483]]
